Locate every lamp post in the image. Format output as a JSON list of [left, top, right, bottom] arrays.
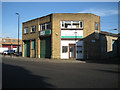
[[16, 12, 20, 56]]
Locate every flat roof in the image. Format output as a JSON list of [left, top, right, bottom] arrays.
[[23, 13, 100, 24]]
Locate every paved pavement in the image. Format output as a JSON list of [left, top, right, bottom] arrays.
[[1, 55, 119, 88]]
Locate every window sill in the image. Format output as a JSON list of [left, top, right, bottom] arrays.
[[61, 28, 83, 30], [40, 29, 51, 31], [30, 32, 36, 34], [23, 33, 29, 35]]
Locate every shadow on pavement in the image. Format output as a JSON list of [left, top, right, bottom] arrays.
[[85, 57, 120, 65], [94, 69, 120, 74], [2, 63, 56, 88]]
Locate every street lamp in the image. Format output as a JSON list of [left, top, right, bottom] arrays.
[[16, 12, 20, 56]]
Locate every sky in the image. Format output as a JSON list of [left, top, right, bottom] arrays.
[[2, 2, 119, 39]]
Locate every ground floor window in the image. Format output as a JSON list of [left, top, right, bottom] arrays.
[[62, 46, 68, 53]]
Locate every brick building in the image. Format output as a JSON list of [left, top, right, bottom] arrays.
[[22, 13, 118, 60], [0, 38, 22, 50]]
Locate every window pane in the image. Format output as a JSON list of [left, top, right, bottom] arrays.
[[95, 22, 99, 30], [62, 46, 68, 53], [46, 23, 51, 29], [8, 40, 11, 42], [73, 21, 79, 28], [80, 21, 83, 28], [42, 24, 45, 30], [65, 23, 71, 28], [24, 27, 28, 33], [13, 40, 16, 42], [31, 26, 36, 32], [3, 39, 5, 42]]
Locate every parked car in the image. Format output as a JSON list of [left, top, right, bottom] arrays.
[[2, 50, 8, 55], [2, 50, 15, 55], [15, 52, 22, 56], [8, 50, 15, 55]]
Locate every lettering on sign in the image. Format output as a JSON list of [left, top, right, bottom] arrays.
[[40, 31, 45, 35]]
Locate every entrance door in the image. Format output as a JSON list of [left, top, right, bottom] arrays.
[[76, 46, 83, 59], [69, 44, 76, 58]]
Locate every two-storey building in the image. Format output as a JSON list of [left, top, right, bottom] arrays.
[[22, 13, 101, 59]]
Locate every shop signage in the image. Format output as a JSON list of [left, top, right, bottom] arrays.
[[39, 30, 51, 36]]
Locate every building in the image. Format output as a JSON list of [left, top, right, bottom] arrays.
[[118, 33, 120, 57], [0, 38, 22, 50], [22, 13, 102, 59], [99, 31, 118, 59]]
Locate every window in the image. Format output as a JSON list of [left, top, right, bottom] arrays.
[[72, 21, 79, 28], [13, 40, 16, 42], [24, 27, 29, 34], [112, 40, 115, 44], [76, 46, 82, 53], [80, 21, 83, 28], [41, 24, 45, 30], [3, 39, 5, 42], [46, 23, 51, 30], [62, 46, 68, 53], [8, 40, 11, 42], [61, 21, 83, 29], [65, 21, 71, 28], [31, 26, 36, 32], [61, 21, 65, 28], [40, 22, 51, 31], [95, 22, 99, 30]]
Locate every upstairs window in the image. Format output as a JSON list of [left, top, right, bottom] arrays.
[[3, 39, 5, 43], [65, 21, 71, 28], [95, 22, 99, 30], [61, 21, 83, 29], [31, 26, 36, 32], [46, 23, 51, 30], [24, 27, 29, 34], [13, 40, 16, 42], [72, 21, 80, 28], [41, 24, 45, 30], [40, 22, 51, 31], [8, 40, 11, 42]]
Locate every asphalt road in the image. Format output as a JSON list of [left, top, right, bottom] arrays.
[[2, 56, 119, 88]]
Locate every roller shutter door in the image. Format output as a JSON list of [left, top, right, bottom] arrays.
[[40, 37, 51, 58]]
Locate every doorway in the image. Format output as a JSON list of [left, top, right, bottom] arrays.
[[69, 44, 76, 58]]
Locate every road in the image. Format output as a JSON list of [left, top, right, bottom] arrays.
[[2, 56, 119, 88]]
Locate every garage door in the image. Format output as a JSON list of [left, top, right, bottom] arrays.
[[24, 41, 30, 57], [40, 37, 51, 58]]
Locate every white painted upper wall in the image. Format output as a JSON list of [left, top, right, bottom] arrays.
[[61, 30, 83, 38]]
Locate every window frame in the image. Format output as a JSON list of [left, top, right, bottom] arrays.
[[61, 21, 83, 29], [3, 39, 5, 43], [13, 40, 16, 43], [24, 27, 29, 34], [62, 46, 68, 53], [40, 22, 51, 31], [95, 22, 99, 31], [8, 40, 11, 43], [31, 25, 36, 32]]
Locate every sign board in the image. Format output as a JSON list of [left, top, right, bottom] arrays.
[[39, 30, 51, 36]]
